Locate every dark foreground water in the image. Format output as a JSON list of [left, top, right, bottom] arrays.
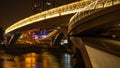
[[0, 50, 72, 68]]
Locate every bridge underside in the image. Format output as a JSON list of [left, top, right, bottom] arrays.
[[69, 4, 120, 35], [9, 13, 74, 34]]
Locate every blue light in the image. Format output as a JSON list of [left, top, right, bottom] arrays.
[[41, 34, 46, 38], [34, 35, 39, 39]]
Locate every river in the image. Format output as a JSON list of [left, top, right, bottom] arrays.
[[0, 49, 73, 68]]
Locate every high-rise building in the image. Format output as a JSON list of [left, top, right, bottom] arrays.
[[32, 0, 80, 14]]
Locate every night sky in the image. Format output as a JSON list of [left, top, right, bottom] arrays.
[[0, 0, 33, 30]]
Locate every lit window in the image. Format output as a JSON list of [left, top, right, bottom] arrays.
[[46, 2, 51, 5]]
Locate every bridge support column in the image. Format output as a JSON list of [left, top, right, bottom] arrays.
[[49, 26, 72, 52], [49, 36, 56, 47], [70, 36, 92, 68], [53, 33, 64, 46], [59, 26, 68, 38], [4, 35, 11, 45], [7, 33, 22, 47]]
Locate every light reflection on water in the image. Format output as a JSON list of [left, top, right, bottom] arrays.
[[61, 53, 72, 68], [0, 50, 72, 68]]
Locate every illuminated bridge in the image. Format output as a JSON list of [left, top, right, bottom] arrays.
[[5, 0, 92, 34], [4, 0, 120, 68], [5, 0, 120, 34], [4, 0, 93, 47]]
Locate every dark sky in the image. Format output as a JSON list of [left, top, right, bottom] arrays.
[[0, 0, 33, 30]]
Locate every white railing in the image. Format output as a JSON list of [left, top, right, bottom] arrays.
[[69, 0, 120, 28], [5, 0, 92, 34]]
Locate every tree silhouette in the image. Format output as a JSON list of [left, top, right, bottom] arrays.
[[0, 27, 4, 44]]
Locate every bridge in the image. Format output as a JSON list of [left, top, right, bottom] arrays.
[[4, 0, 120, 68], [5, 0, 92, 34], [5, 0, 92, 47]]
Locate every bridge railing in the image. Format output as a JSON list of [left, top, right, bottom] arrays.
[[5, 0, 92, 34], [69, 0, 120, 29]]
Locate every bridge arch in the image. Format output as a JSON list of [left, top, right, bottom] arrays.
[[5, 0, 92, 34]]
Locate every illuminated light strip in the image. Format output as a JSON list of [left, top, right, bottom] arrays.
[[5, 0, 91, 34], [69, 0, 99, 25], [69, 0, 120, 28]]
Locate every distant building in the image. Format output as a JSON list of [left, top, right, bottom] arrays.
[[32, 0, 80, 14]]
